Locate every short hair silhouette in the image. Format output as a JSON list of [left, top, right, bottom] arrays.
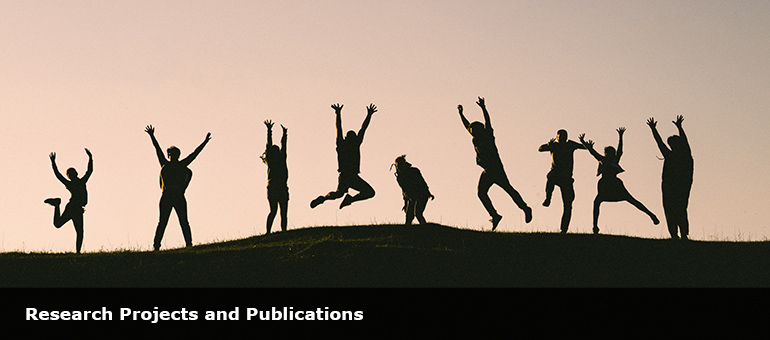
[[44, 148, 93, 254], [261, 120, 289, 234], [647, 116, 693, 240], [310, 103, 377, 209], [145, 125, 211, 251], [538, 129, 587, 233], [579, 128, 659, 234], [392, 155, 434, 225], [457, 97, 532, 230]]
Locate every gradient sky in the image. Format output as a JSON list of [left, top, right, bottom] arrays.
[[1, 0, 769, 253]]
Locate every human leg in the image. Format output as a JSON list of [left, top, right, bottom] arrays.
[[495, 173, 532, 223], [279, 199, 288, 232], [266, 199, 278, 234], [72, 211, 84, 254], [559, 181, 575, 233], [626, 194, 659, 225], [477, 171, 501, 228], [414, 198, 428, 224], [173, 196, 193, 247], [405, 199, 416, 225], [153, 195, 174, 251], [543, 177, 555, 207], [340, 174, 375, 208], [311, 175, 349, 208], [593, 196, 602, 234]]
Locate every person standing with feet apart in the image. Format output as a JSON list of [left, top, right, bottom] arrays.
[[579, 128, 659, 235], [261, 120, 289, 234], [539, 130, 587, 233], [45, 148, 93, 254], [392, 155, 434, 225], [310, 103, 377, 209], [145, 125, 211, 251], [647, 116, 693, 240], [457, 97, 532, 230]]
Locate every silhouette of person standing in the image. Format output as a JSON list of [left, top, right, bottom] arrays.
[[579, 128, 659, 234], [539, 130, 587, 233], [310, 103, 377, 209], [261, 120, 289, 234], [458, 97, 532, 230], [647, 116, 693, 240], [392, 155, 434, 225], [145, 125, 211, 251], [45, 148, 93, 254]]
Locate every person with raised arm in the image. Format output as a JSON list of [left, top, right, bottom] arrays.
[[261, 120, 289, 234], [458, 97, 532, 230], [647, 115, 693, 240], [310, 103, 377, 209], [45, 148, 93, 253], [538, 129, 587, 233], [580, 128, 659, 235], [145, 125, 211, 251]]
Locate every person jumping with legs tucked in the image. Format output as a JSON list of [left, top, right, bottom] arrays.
[[539, 129, 586, 233], [647, 116, 693, 240], [458, 97, 532, 230], [579, 128, 659, 235], [310, 103, 377, 209], [45, 148, 93, 254], [145, 125, 211, 251], [261, 120, 289, 234]]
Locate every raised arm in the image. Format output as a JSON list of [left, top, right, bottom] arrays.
[[82, 148, 94, 182], [579, 133, 603, 161], [616, 127, 625, 160], [49, 152, 67, 184], [457, 104, 470, 132], [358, 103, 377, 142], [539, 138, 556, 152], [181, 132, 212, 166], [647, 117, 670, 156], [673, 115, 691, 153], [281, 124, 287, 154], [332, 103, 343, 143], [476, 97, 491, 129], [264, 120, 274, 148], [145, 125, 167, 166]]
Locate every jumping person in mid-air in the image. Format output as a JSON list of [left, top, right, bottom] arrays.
[[45, 148, 93, 254], [392, 155, 434, 225], [539, 129, 587, 233], [458, 97, 532, 230], [145, 125, 211, 251], [647, 115, 693, 240], [261, 120, 289, 234], [310, 103, 377, 209], [579, 128, 659, 234]]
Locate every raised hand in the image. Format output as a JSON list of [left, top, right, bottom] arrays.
[[457, 104, 463, 113], [578, 133, 586, 142], [674, 115, 684, 127], [145, 125, 155, 135], [647, 117, 657, 128], [331, 103, 343, 113], [264, 120, 274, 129], [204, 132, 212, 143], [366, 103, 377, 115], [617, 127, 626, 136], [49, 152, 56, 162], [549, 138, 556, 144], [281, 125, 288, 134], [476, 97, 485, 108], [84, 148, 92, 158], [585, 139, 595, 148]]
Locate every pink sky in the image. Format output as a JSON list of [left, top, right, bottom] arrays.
[[1, 0, 769, 252]]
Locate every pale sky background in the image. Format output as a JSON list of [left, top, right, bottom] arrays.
[[1, 0, 768, 253]]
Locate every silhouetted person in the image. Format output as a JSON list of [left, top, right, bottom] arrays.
[[647, 116, 693, 240], [539, 129, 587, 233], [261, 120, 288, 234], [393, 155, 434, 225], [45, 149, 93, 254], [458, 97, 532, 230], [145, 125, 211, 251], [310, 103, 377, 209], [579, 128, 659, 234]]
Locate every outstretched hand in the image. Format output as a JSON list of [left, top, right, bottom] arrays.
[[331, 103, 343, 113], [49, 152, 56, 162], [578, 133, 586, 142], [366, 103, 377, 115], [549, 138, 556, 144], [617, 127, 626, 136], [144, 125, 155, 135], [476, 97, 485, 108], [84, 148, 92, 158], [457, 104, 463, 114], [674, 115, 684, 127], [281, 125, 288, 134], [264, 120, 274, 129], [204, 132, 212, 143], [646, 117, 657, 128]]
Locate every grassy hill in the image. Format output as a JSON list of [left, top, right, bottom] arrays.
[[2, 223, 770, 287]]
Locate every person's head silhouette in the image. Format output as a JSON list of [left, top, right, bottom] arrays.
[[167, 146, 181, 162], [469, 121, 485, 137], [557, 129, 568, 143], [66, 168, 78, 180]]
